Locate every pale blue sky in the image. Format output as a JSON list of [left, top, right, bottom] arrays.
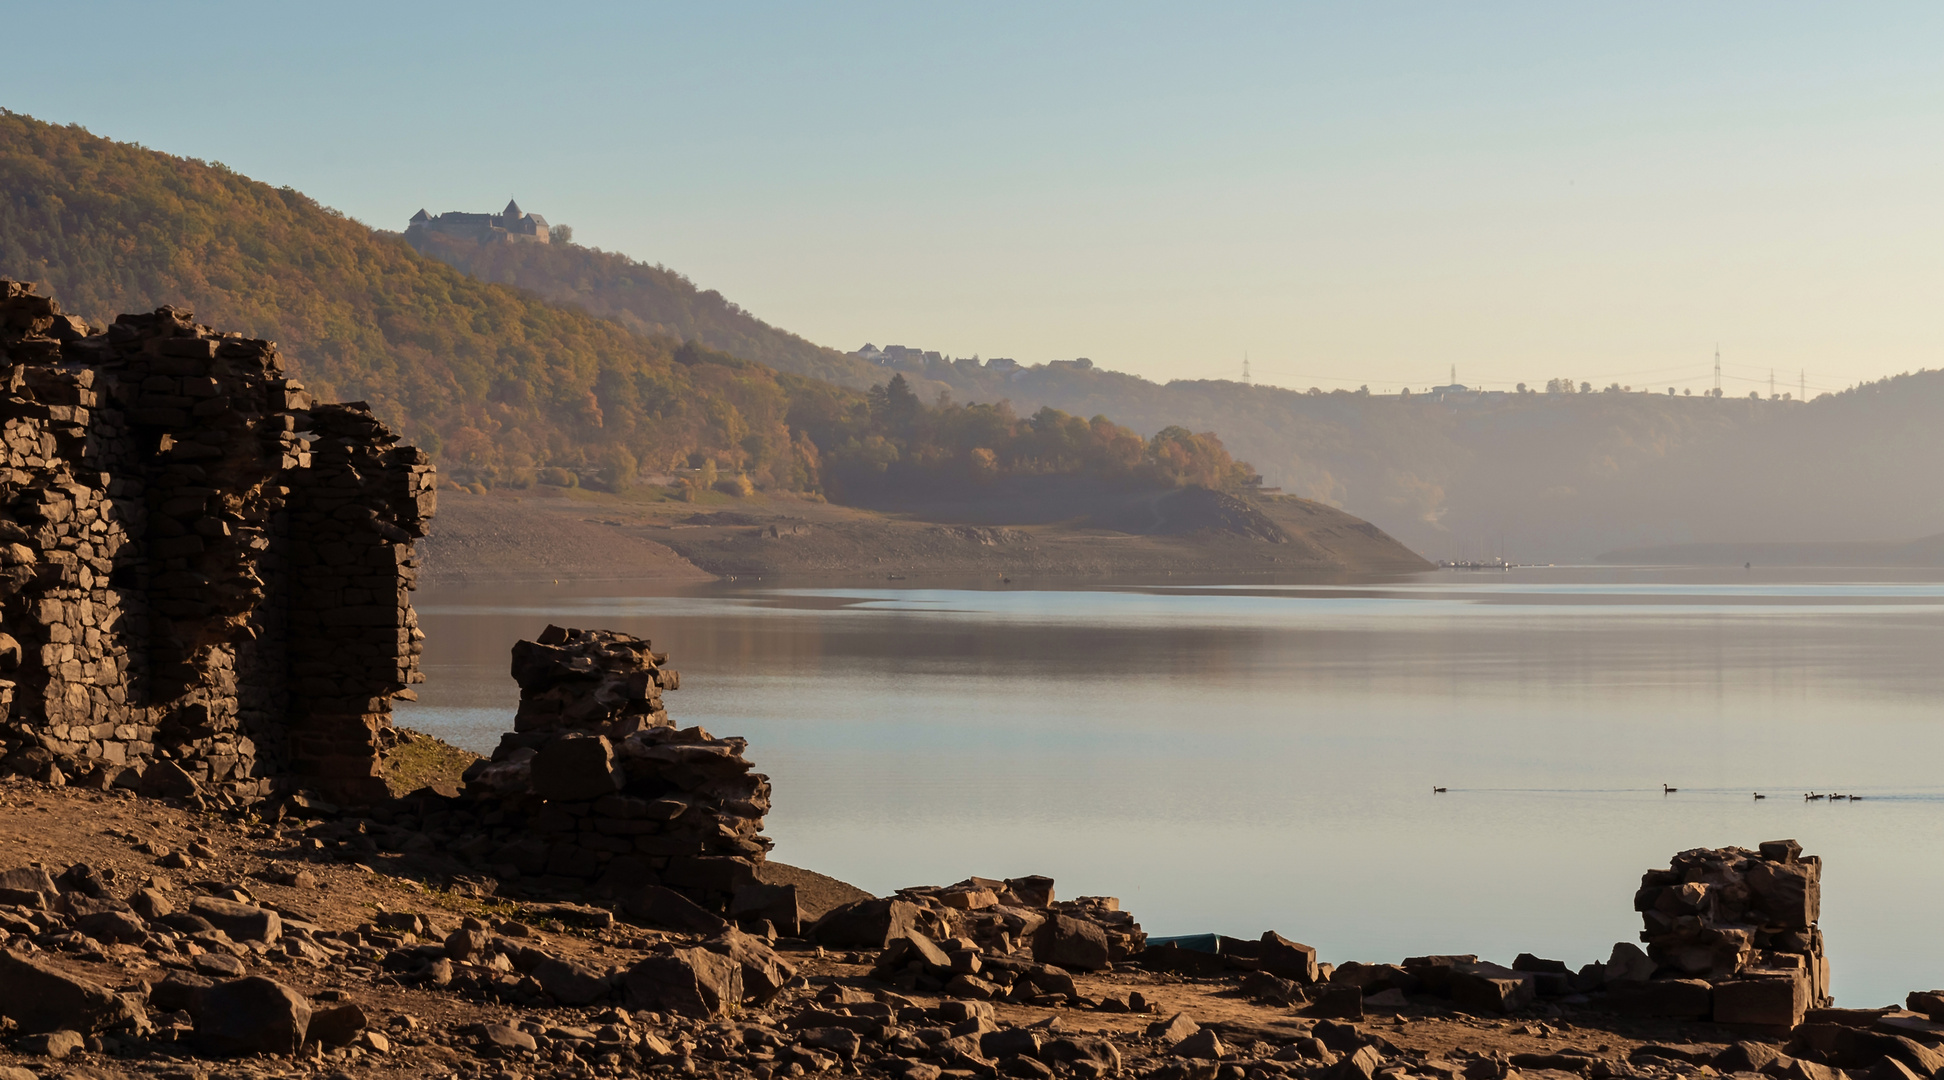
[[6, 3, 1942, 394]]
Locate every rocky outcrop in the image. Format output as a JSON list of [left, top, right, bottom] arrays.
[[0, 280, 434, 804]]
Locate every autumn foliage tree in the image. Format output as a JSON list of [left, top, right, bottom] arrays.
[[802, 374, 1258, 500]]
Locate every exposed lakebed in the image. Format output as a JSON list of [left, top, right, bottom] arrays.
[[396, 567, 1944, 1008]]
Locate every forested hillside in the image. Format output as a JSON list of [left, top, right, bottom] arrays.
[[405, 227, 880, 389], [0, 110, 1246, 502]]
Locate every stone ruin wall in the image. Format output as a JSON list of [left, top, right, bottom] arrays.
[[447, 626, 776, 916], [1626, 838, 1829, 1027], [0, 279, 435, 805]]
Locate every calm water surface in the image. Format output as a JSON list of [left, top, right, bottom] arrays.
[[395, 568, 1944, 1007]]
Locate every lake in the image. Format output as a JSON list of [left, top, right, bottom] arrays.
[[394, 567, 1944, 1007]]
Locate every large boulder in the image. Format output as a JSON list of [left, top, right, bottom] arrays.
[[703, 928, 798, 1003], [193, 977, 311, 1056], [731, 882, 803, 936], [811, 897, 921, 948], [1032, 913, 1110, 971], [623, 947, 744, 1017], [140, 759, 202, 798], [76, 909, 148, 944], [0, 950, 141, 1033], [531, 957, 612, 1006], [621, 884, 730, 935]]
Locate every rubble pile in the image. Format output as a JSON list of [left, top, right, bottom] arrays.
[[803, 875, 1152, 1009], [454, 626, 775, 914], [0, 280, 434, 804], [1127, 839, 1833, 1032]]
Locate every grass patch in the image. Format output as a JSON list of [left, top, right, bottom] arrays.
[[380, 726, 480, 798]]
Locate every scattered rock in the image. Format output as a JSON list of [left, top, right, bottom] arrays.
[[477, 1023, 539, 1054], [15, 1029, 82, 1059], [1172, 1028, 1228, 1060], [309, 1002, 369, 1046], [188, 896, 281, 943]]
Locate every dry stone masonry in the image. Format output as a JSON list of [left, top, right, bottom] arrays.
[[458, 626, 775, 914], [0, 279, 435, 804], [1625, 839, 1829, 1027]]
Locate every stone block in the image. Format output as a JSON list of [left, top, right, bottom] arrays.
[[1608, 978, 1714, 1019], [1260, 931, 1320, 983], [1746, 860, 1820, 929], [1715, 971, 1809, 1028], [530, 734, 621, 801], [1308, 985, 1365, 1019], [1450, 965, 1535, 1014]]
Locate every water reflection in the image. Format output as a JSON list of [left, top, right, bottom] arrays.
[[397, 567, 1944, 1006]]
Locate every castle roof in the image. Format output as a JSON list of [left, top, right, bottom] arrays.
[[504, 198, 523, 217], [410, 208, 430, 223]]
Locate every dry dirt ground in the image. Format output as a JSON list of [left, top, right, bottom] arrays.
[[0, 778, 1837, 1080], [418, 488, 1427, 587]]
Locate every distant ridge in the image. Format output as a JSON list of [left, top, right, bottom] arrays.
[[1598, 534, 1944, 567]]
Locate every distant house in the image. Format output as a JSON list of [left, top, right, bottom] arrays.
[[1047, 357, 1094, 371], [408, 199, 551, 244], [984, 357, 1019, 372]]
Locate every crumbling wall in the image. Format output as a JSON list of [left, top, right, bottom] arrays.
[[0, 279, 434, 803], [459, 626, 773, 912]]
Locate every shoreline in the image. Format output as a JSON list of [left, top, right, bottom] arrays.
[[416, 487, 1431, 587], [1, 776, 1931, 1080]]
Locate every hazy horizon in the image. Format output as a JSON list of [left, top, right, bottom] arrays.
[[6, 3, 1943, 398]]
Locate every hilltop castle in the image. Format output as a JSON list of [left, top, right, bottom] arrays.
[[408, 198, 551, 243]]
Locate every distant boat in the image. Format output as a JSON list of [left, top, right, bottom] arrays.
[[1663, 784, 1677, 794], [1753, 792, 1765, 800], [1432, 786, 1447, 793]]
